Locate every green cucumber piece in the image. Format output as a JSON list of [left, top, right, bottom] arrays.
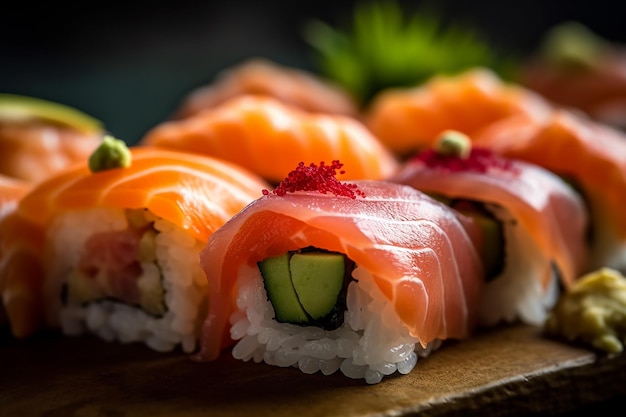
[[258, 253, 308, 324], [289, 253, 345, 320]]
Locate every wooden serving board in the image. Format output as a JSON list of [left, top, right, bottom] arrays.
[[1, 324, 624, 417]]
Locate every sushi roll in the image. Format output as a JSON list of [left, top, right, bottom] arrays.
[[9, 137, 270, 352], [195, 160, 484, 384], [173, 58, 360, 119], [363, 68, 553, 159], [0, 174, 43, 338], [140, 95, 400, 184], [474, 109, 626, 273], [518, 22, 626, 130], [0, 94, 104, 183], [390, 131, 589, 326]]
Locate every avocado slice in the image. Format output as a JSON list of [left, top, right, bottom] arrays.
[[259, 250, 348, 328], [258, 253, 309, 324], [469, 213, 504, 279], [289, 253, 345, 320], [0, 93, 102, 135]]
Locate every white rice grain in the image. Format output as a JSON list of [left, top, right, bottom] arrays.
[[59, 306, 86, 335], [340, 360, 368, 379], [319, 357, 343, 375], [85, 305, 106, 330], [365, 369, 384, 385], [298, 356, 321, 374], [301, 338, 337, 360], [397, 352, 418, 374], [273, 348, 301, 367], [146, 335, 176, 352], [232, 334, 259, 360]]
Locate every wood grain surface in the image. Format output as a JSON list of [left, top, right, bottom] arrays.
[[1, 324, 624, 417]]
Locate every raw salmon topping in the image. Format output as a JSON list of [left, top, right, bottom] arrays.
[[263, 160, 366, 198]]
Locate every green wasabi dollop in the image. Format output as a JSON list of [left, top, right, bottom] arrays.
[[434, 130, 472, 159], [545, 267, 626, 354], [88, 135, 132, 172]]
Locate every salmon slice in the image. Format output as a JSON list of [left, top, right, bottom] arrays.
[[363, 67, 553, 158], [173, 58, 360, 119], [474, 110, 626, 272], [196, 179, 484, 361], [390, 142, 589, 326], [141, 95, 400, 184], [18, 147, 269, 243]]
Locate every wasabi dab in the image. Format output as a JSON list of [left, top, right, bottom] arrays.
[[434, 130, 472, 159], [544, 267, 626, 354], [88, 136, 132, 172]]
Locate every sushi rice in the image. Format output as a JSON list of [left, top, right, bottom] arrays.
[[45, 207, 208, 353], [478, 204, 560, 327], [229, 264, 441, 384]]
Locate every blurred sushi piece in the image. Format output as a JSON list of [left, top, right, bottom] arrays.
[[0, 94, 105, 183], [141, 95, 400, 184], [173, 58, 360, 119], [475, 109, 626, 274], [361, 64, 626, 275], [518, 22, 626, 130], [390, 131, 589, 326], [363, 68, 552, 159]]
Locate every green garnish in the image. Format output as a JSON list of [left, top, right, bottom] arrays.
[[434, 130, 472, 159], [538, 21, 611, 70], [545, 267, 626, 354], [0, 93, 102, 135], [88, 135, 132, 172], [302, 0, 517, 104]]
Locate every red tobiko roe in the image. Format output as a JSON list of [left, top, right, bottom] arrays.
[[263, 160, 366, 199], [413, 147, 517, 174]]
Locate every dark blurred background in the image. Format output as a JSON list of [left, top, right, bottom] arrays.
[[2, 0, 625, 144]]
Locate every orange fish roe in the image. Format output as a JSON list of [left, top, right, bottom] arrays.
[[263, 160, 366, 198], [413, 148, 518, 174]]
